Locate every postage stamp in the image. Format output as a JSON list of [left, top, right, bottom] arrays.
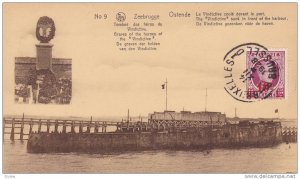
[[246, 51, 285, 100], [223, 43, 286, 102]]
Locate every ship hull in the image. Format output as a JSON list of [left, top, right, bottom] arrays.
[[27, 123, 282, 153]]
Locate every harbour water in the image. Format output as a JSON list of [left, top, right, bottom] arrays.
[[3, 141, 297, 173]]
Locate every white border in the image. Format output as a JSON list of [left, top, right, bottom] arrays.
[[0, 1, 299, 179]]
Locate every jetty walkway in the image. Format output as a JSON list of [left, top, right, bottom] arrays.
[[3, 116, 297, 143]]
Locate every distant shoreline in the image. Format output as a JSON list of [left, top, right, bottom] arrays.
[[3, 114, 296, 123]]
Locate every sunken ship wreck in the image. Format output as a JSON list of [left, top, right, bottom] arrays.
[[27, 110, 284, 153]]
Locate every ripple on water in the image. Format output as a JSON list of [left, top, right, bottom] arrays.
[[3, 141, 297, 173]]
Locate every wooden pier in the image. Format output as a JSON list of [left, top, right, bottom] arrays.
[[3, 116, 136, 141], [3, 116, 297, 143], [3, 116, 220, 141], [282, 126, 297, 143]]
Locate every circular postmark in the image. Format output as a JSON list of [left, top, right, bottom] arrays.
[[223, 43, 285, 102]]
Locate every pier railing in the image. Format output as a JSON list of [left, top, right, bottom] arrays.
[[3, 117, 128, 141], [282, 126, 297, 143], [3, 117, 297, 143]]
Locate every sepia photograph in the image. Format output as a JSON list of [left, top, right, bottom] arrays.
[[2, 2, 297, 176], [14, 16, 72, 105]]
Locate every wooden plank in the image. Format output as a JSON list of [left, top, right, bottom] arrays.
[[10, 118, 15, 141], [9, 139, 29, 140], [46, 120, 50, 133], [3, 117, 5, 142], [55, 120, 58, 133], [79, 121, 83, 133], [62, 121, 66, 133], [3, 118, 122, 141], [20, 117, 24, 141], [29, 119, 33, 134], [38, 119, 42, 133], [3, 118, 120, 126], [71, 121, 75, 133], [5, 126, 23, 128]]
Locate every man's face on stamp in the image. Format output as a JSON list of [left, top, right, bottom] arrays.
[[246, 51, 285, 100]]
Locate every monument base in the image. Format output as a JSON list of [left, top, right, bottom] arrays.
[[36, 43, 53, 70]]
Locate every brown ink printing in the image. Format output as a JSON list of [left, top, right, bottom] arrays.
[[3, 3, 297, 174], [14, 16, 72, 104]]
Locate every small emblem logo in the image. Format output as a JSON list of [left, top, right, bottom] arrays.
[[116, 12, 126, 22], [36, 16, 56, 43]]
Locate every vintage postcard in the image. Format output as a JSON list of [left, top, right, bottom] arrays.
[[2, 3, 297, 175]]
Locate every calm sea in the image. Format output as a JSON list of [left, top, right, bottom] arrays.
[[3, 141, 297, 174]]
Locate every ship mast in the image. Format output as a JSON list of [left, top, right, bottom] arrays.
[[235, 108, 237, 118], [166, 78, 168, 111], [205, 88, 207, 112], [162, 78, 168, 111], [127, 109, 130, 122]]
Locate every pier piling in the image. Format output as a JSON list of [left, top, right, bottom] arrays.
[[2, 116, 298, 144], [20, 117, 24, 141], [102, 122, 107, 133], [71, 121, 75, 133], [62, 121, 66, 133], [46, 120, 50, 133], [86, 122, 90, 133], [29, 119, 33, 134], [38, 119, 42, 133], [55, 120, 58, 133], [10, 118, 15, 141], [3, 117, 5, 142], [79, 121, 83, 133], [282, 127, 297, 143], [94, 122, 99, 133]]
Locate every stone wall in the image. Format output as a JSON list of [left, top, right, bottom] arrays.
[[15, 57, 72, 84]]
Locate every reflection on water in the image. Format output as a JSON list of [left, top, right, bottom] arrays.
[[3, 141, 297, 173]]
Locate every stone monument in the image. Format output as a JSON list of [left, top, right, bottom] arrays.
[[34, 16, 57, 104], [14, 16, 72, 104], [36, 16, 55, 70]]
